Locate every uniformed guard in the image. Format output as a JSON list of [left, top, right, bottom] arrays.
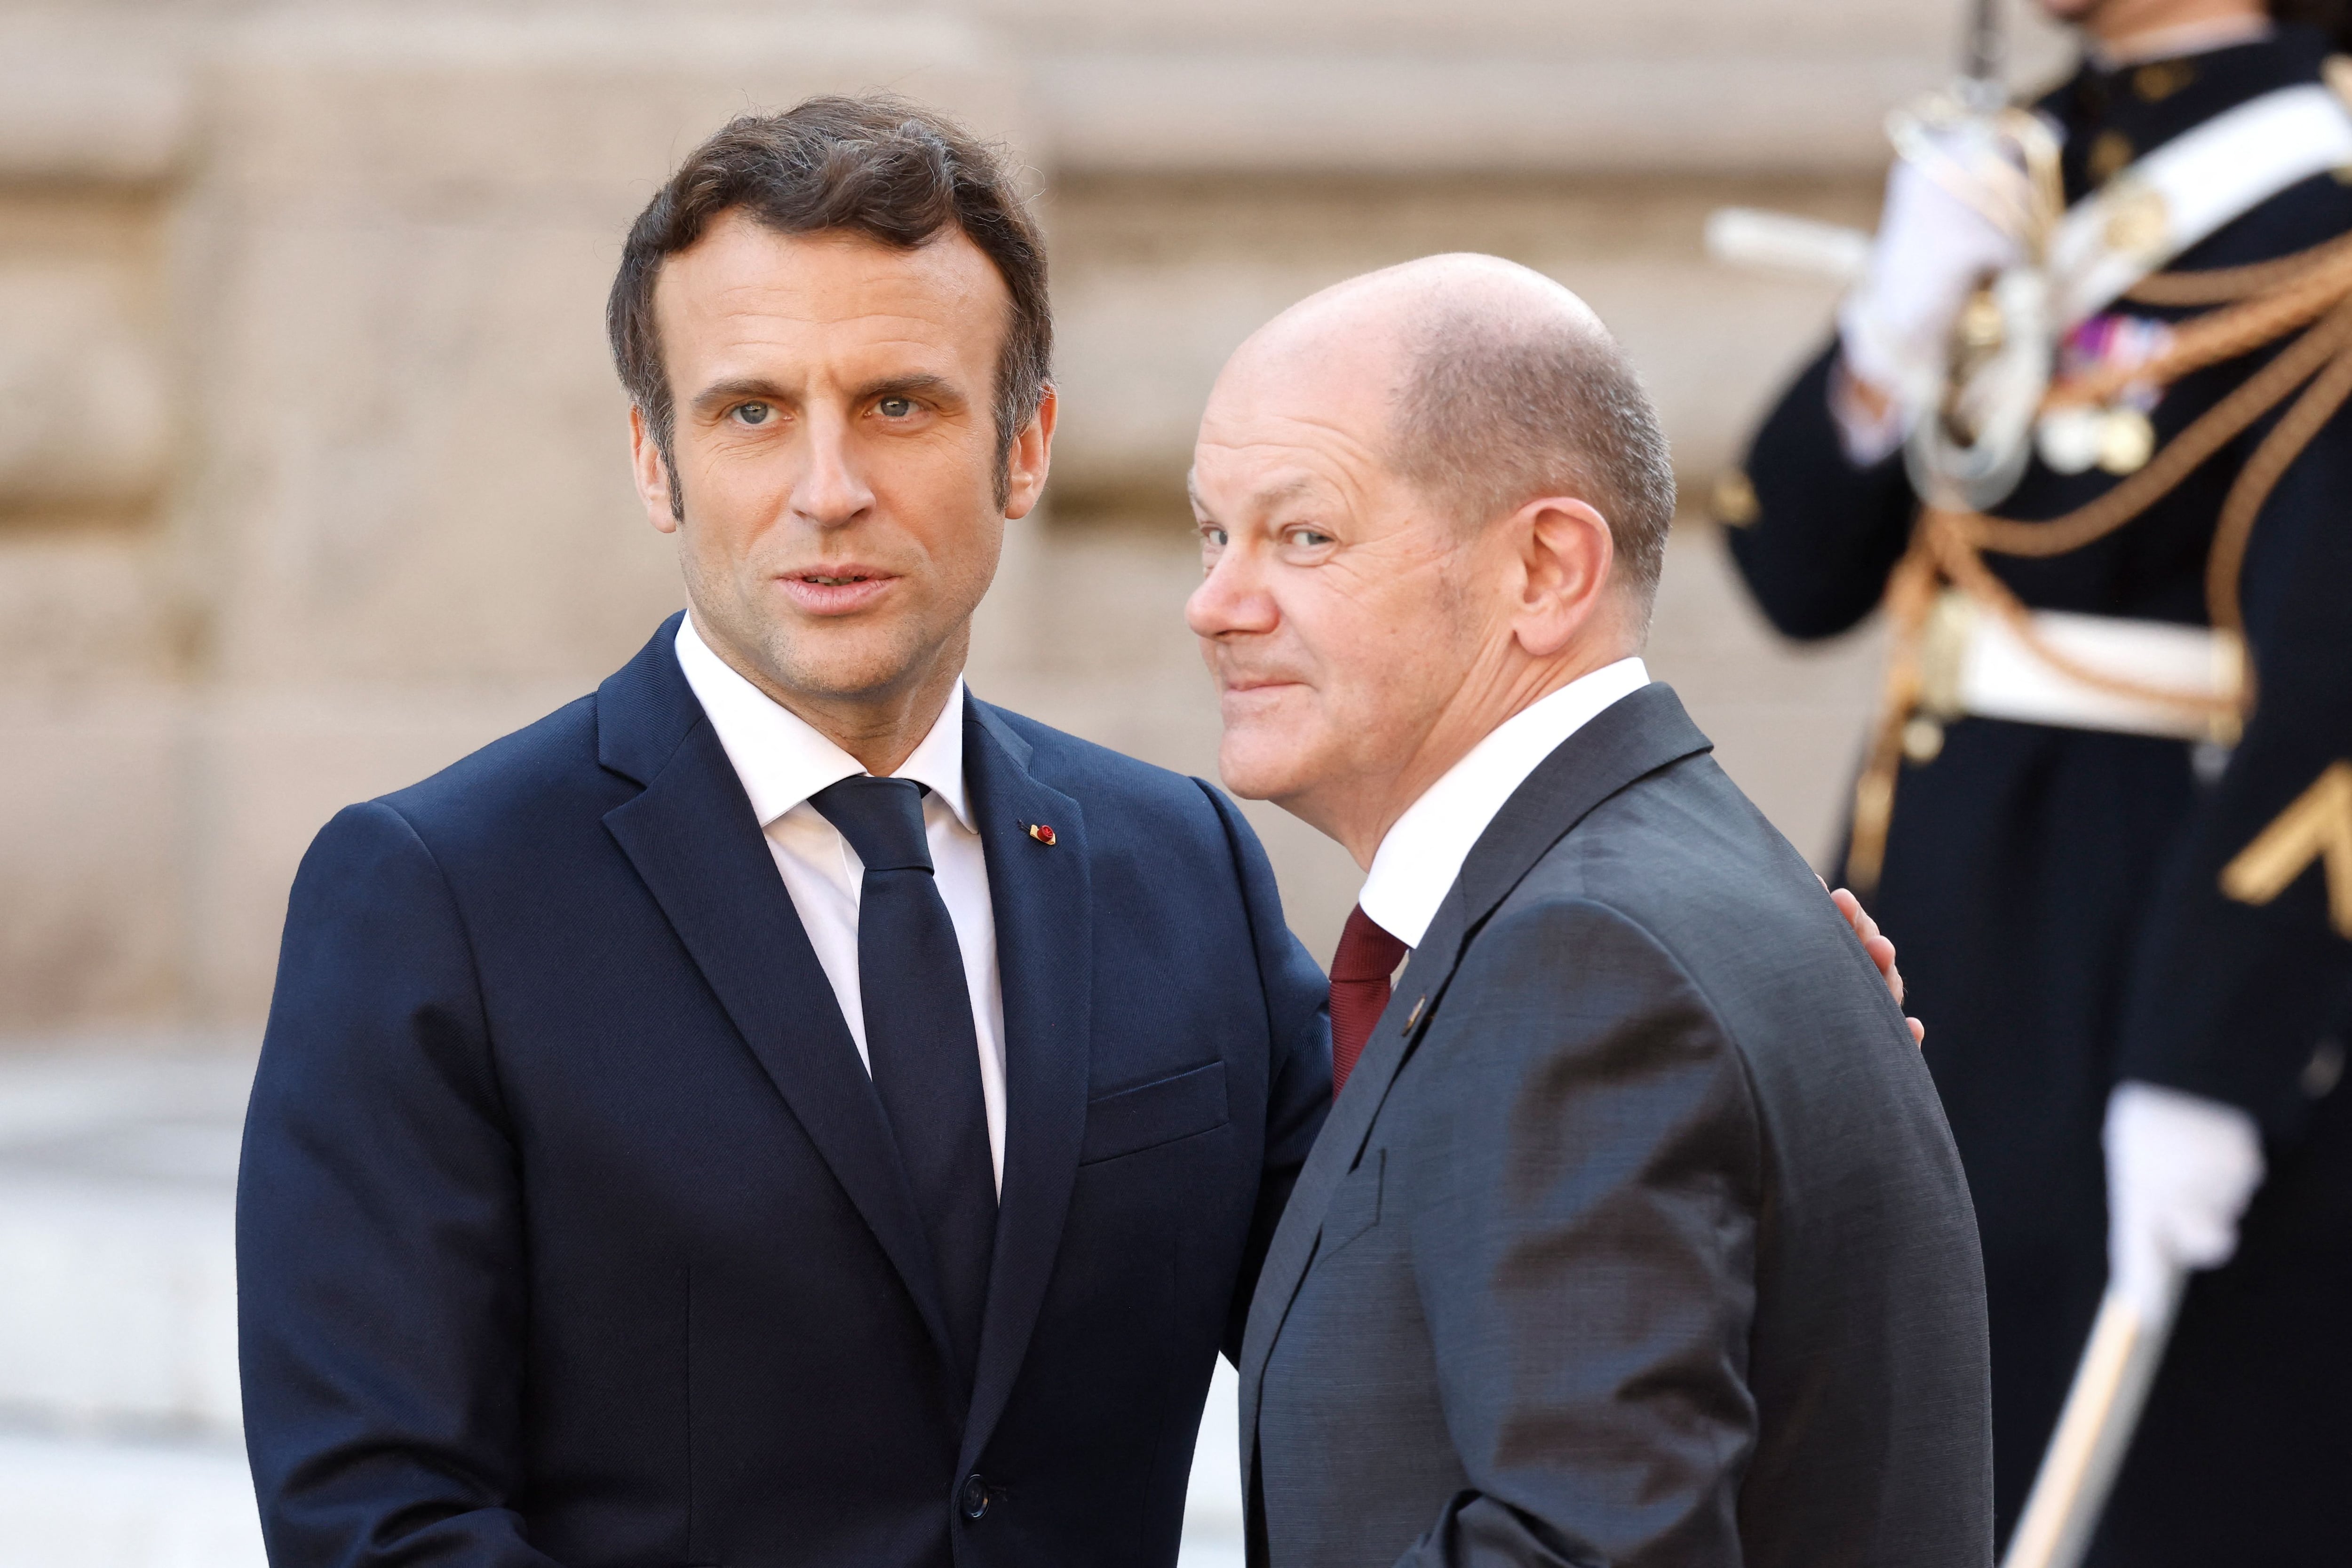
[[1718, 0, 2352, 1559]]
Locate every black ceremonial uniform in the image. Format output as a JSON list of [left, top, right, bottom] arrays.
[[1727, 25, 2352, 1559]]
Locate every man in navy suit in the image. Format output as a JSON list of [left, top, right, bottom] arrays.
[[234, 96, 1332, 1568]]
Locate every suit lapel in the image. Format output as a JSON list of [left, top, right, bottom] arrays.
[[1237, 683, 1714, 1486], [956, 698, 1094, 1476], [595, 618, 959, 1378]]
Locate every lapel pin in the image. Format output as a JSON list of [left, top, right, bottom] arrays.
[[1405, 995, 1425, 1029], [1024, 822, 1057, 846]]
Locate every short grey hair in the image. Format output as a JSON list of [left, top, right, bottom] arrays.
[[1389, 301, 1677, 626]]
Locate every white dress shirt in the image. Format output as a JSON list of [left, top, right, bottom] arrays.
[[1357, 657, 1652, 951], [674, 615, 1008, 1190]]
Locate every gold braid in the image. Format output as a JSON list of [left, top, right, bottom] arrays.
[[1846, 253, 2352, 892], [2124, 227, 2352, 305]]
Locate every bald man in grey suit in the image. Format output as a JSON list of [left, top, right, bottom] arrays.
[[1185, 256, 1992, 1568]]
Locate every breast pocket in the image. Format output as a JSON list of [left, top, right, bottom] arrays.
[[1078, 1060, 1229, 1165]]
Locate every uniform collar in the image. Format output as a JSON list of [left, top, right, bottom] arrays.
[[2050, 22, 2328, 199], [1356, 657, 1649, 950], [2084, 16, 2273, 71], [673, 612, 974, 832]]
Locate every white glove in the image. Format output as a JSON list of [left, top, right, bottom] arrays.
[[2103, 1080, 2266, 1322], [1836, 144, 2027, 459]]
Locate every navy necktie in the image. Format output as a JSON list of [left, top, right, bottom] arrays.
[[810, 776, 996, 1386]]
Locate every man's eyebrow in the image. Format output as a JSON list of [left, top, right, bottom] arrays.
[[1187, 471, 1320, 517], [850, 372, 961, 406], [686, 372, 964, 415], [690, 377, 791, 413], [1255, 476, 1319, 509]]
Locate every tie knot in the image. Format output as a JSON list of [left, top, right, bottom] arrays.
[[1331, 903, 1407, 983], [809, 776, 934, 873]]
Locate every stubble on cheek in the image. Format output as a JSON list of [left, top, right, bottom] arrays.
[[770, 589, 942, 701]]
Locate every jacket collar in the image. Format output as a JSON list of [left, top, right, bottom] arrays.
[[671, 612, 977, 832], [1358, 658, 1651, 949], [595, 618, 1098, 1459], [596, 615, 965, 1397], [952, 698, 1095, 1476], [1235, 682, 1714, 1498]]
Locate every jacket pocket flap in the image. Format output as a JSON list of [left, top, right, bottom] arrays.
[[1079, 1060, 1228, 1165]]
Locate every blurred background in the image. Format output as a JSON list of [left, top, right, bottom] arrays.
[[0, 0, 2072, 1562]]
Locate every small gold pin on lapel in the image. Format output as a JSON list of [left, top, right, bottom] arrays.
[[1405, 995, 1425, 1029], [1024, 821, 1057, 846]]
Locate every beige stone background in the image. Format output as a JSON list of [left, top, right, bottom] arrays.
[[0, 0, 2079, 1041], [0, 2, 2075, 1561]]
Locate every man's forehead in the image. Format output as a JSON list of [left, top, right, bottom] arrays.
[[1204, 326, 1396, 435], [655, 217, 1004, 333], [652, 219, 1011, 402], [1195, 393, 1392, 502], [1188, 461, 1332, 512]]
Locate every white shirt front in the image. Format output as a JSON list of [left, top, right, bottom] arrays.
[[674, 615, 1008, 1191], [1357, 658, 1653, 952]]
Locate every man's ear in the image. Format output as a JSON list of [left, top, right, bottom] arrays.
[[1002, 385, 1058, 521], [629, 404, 681, 535], [1510, 495, 1614, 659]]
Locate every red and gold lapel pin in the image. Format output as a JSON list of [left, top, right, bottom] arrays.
[[1022, 821, 1057, 846]]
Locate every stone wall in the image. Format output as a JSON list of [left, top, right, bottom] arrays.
[[0, 0, 2072, 1037], [0, 6, 2092, 1562]]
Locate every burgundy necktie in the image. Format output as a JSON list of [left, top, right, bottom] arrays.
[[1330, 904, 1408, 1101]]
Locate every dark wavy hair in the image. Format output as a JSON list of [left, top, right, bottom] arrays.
[[607, 95, 1051, 515]]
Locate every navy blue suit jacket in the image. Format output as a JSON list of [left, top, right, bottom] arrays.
[[237, 615, 1332, 1568]]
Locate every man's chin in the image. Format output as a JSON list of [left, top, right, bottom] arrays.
[[1215, 728, 1320, 806], [714, 614, 943, 710]]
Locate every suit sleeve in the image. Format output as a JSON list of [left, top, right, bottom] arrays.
[[237, 802, 560, 1568], [1726, 343, 1921, 641], [2119, 395, 2352, 1130], [1395, 900, 1761, 1568], [1197, 780, 1334, 1362]]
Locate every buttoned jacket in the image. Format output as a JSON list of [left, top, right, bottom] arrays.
[[238, 613, 1331, 1568], [1240, 686, 1992, 1568]]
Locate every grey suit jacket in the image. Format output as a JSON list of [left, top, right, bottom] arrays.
[[1240, 684, 1991, 1568]]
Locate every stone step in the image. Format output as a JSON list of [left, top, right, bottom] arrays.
[[0, 1051, 248, 1436], [0, 1433, 264, 1568], [0, 1049, 260, 1567]]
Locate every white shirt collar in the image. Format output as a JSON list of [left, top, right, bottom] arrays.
[[1357, 657, 1650, 950], [673, 613, 973, 831]]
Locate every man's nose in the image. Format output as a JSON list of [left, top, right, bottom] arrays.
[[792, 409, 875, 528], [1185, 540, 1278, 641]]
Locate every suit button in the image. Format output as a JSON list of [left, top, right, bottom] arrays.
[[960, 1473, 991, 1521]]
